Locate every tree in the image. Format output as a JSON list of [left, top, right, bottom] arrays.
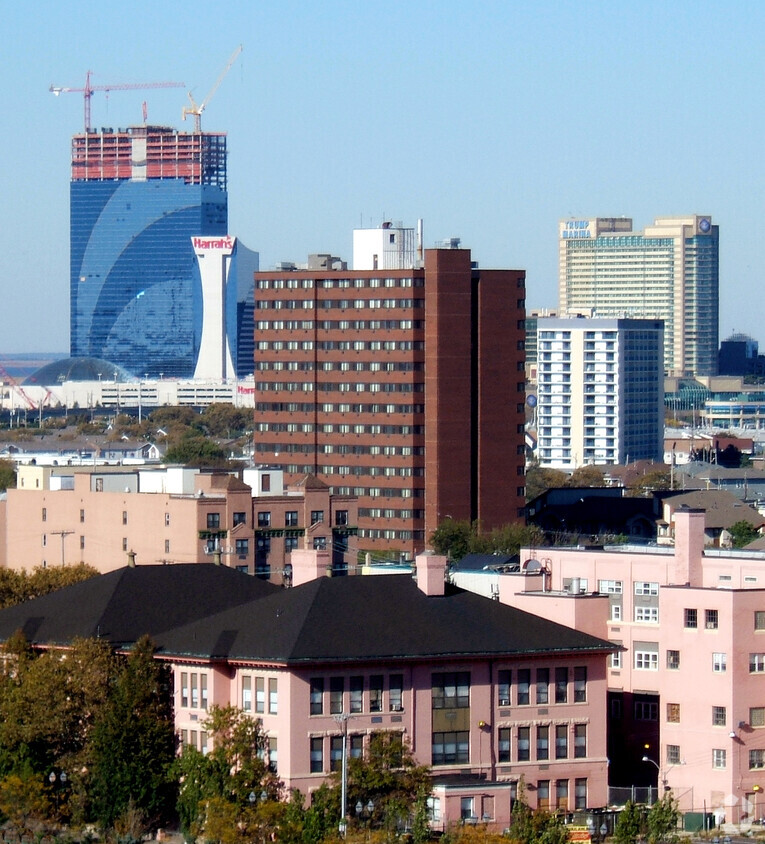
[[89, 637, 176, 830], [565, 465, 607, 487], [0, 564, 99, 610], [338, 732, 431, 837], [199, 404, 252, 438], [525, 465, 568, 501], [164, 434, 229, 467], [0, 459, 16, 491], [646, 792, 680, 844], [614, 800, 645, 844], [729, 520, 760, 548], [626, 468, 671, 497], [175, 705, 278, 843], [429, 519, 543, 562]]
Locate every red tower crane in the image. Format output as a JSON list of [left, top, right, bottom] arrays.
[[50, 71, 185, 132]]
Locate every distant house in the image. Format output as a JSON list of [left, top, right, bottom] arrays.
[[655, 489, 765, 546]]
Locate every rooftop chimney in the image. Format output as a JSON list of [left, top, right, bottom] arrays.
[[672, 507, 705, 586], [290, 548, 330, 586], [415, 552, 447, 596]]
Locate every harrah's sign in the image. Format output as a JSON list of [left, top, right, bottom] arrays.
[[192, 236, 235, 250]]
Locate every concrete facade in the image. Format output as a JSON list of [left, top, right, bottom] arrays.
[[1, 465, 357, 578]]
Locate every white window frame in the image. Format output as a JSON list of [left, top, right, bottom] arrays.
[[635, 651, 659, 670], [713, 748, 727, 769], [634, 581, 659, 596], [712, 652, 727, 673], [635, 606, 659, 623]]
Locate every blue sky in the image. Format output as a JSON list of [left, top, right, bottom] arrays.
[[2, 0, 764, 353]]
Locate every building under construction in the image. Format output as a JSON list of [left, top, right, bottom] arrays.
[[70, 125, 255, 379]]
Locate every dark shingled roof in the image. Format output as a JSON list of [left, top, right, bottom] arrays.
[[153, 574, 614, 665], [0, 565, 278, 649]]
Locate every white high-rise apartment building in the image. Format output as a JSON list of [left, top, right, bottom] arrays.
[[558, 216, 718, 377], [536, 317, 664, 470]]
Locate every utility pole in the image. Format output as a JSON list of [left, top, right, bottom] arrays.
[[50, 530, 74, 566]]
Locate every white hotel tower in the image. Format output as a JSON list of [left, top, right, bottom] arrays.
[[558, 216, 718, 377], [536, 317, 664, 470]]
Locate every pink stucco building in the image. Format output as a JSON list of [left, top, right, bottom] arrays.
[[504, 508, 765, 823], [0, 553, 614, 830]]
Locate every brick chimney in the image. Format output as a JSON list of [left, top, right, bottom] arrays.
[[672, 507, 705, 587], [415, 552, 447, 596], [290, 549, 330, 586]]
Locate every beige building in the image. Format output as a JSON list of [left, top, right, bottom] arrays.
[[558, 216, 719, 377], [0, 465, 357, 579]]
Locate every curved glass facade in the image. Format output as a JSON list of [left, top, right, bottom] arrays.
[[71, 179, 227, 378]]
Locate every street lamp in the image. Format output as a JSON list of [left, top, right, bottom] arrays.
[[333, 713, 351, 836]]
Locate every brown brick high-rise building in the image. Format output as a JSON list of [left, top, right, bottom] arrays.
[[253, 241, 526, 559]]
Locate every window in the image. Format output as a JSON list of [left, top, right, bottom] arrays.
[[713, 653, 727, 673], [313, 536, 327, 550], [667, 650, 680, 670], [42, 508, 46, 522], [537, 780, 550, 811], [667, 703, 680, 723], [536, 668, 549, 704], [574, 666, 587, 701], [599, 579, 622, 594], [556, 779, 569, 811], [635, 651, 658, 670], [164, 512, 170, 526], [236, 539, 249, 556], [80, 535, 85, 550], [207, 513, 220, 529], [389, 674, 403, 711], [242, 676, 251, 711], [750, 654, 765, 673], [684, 608, 698, 628], [190, 674, 198, 708], [517, 669, 530, 705], [713, 749, 726, 769], [349, 734, 363, 759], [706, 609, 719, 630], [574, 724, 587, 758], [611, 651, 622, 669], [667, 745, 681, 765], [635, 581, 658, 596], [181, 672, 189, 708], [575, 778, 587, 810], [634, 701, 658, 721], [555, 667, 568, 703], [255, 677, 265, 713], [330, 677, 344, 714], [257, 511, 271, 528], [555, 725, 568, 759], [611, 604, 622, 621], [432, 672, 470, 709], [310, 510, 324, 525], [499, 729, 511, 762], [310, 737, 323, 773], [635, 606, 659, 623], [370, 675, 383, 712], [712, 706, 727, 726], [80, 509, 85, 523], [506, 726, 527, 765], [335, 510, 348, 526], [285, 511, 298, 527], [310, 678, 324, 715], [233, 511, 247, 526], [330, 736, 344, 771], [751, 749, 765, 770], [284, 536, 298, 553], [756, 611, 765, 630], [349, 676, 363, 713], [432, 731, 469, 765], [460, 797, 474, 821], [164, 539, 169, 554], [536, 726, 549, 760], [750, 707, 765, 727], [498, 670, 511, 706], [200, 674, 208, 710]]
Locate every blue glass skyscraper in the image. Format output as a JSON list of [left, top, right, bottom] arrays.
[[70, 127, 229, 378]]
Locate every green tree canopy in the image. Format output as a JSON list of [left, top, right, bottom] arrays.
[[729, 520, 761, 548], [646, 792, 680, 844], [429, 519, 543, 562], [0, 459, 16, 491], [0, 564, 99, 610], [525, 465, 568, 501]]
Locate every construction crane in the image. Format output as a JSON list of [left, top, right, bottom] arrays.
[[0, 364, 37, 411], [183, 45, 242, 132], [50, 71, 185, 132]]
